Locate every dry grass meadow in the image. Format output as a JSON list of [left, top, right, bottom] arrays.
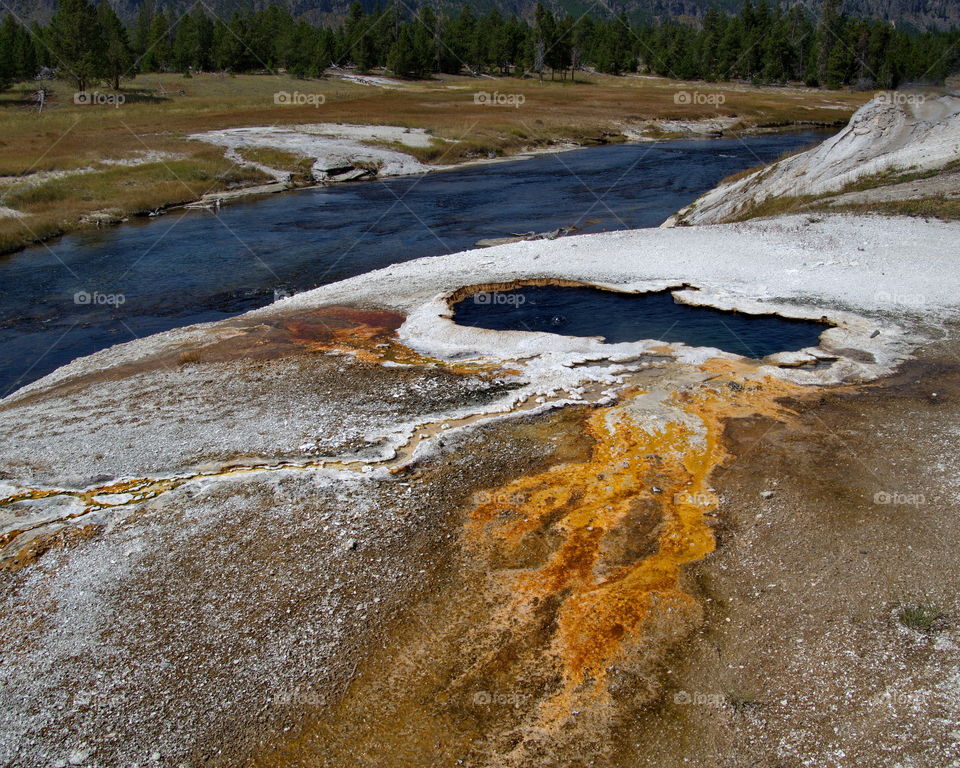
[[0, 71, 869, 254]]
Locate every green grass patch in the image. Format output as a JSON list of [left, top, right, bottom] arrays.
[[898, 603, 946, 633]]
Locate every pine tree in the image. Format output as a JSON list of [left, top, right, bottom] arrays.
[[343, 3, 376, 73], [193, 8, 214, 72], [141, 10, 171, 72], [435, 13, 461, 74], [453, 6, 478, 73], [414, 6, 438, 72], [211, 19, 232, 71], [387, 22, 418, 77], [132, 0, 153, 64], [17, 0, 956, 97], [412, 8, 437, 76], [0, 15, 17, 89], [286, 21, 316, 78], [533, 2, 554, 80], [700, 9, 723, 79], [786, 6, 815, 83], [172, 14, 194, 73], [375, 2, 401, 69], [224, 11, 258, 72], [97, 0, 130, 88], [816, 0, 841, 86], [551, 14, 574, 79], [825, 17, 854, 88], [611, 12, 634, 75], [312, 27, 335, 76], [762, 7, 793, 83], [717, 17, 743, 78], [748, 0, 770, 75], [212, 13, 254, 72], [16, 21, 39, 80], [475, 9, 500, 73], [569, 15, 592, 81], [48, 0, 103, 92], [258, 4, 295, 71], [1, 17, 39, 83], [850, 20, 872, 87]]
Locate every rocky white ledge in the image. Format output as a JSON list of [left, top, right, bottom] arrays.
[[276, 213, 956, 386], [191, 123, 437, 182], [666, 92, 960, 226]]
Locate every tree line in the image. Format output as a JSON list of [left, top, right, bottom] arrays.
[[1, 0, 957, 93]]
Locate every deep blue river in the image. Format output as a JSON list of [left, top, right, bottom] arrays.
[[0, 132, 826, 396]]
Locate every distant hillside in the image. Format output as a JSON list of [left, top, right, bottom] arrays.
[[6, 0, 960, 30]]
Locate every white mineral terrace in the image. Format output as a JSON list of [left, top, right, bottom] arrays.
[[667, 92, 960, 226]]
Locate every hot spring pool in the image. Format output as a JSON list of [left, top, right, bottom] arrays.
[[453, 285, 829, 359]]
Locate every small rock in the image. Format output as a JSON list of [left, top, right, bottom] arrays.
[[760, 490, 775, 499], [68, 749, 91, 765], [149, 751, 162, 763]]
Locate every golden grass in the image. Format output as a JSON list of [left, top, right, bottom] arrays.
[[722, 160, 960, 223], [0, 72, 869, 254], [727, 193, 820, 221], [836, 159, 960, 194], [234, 145, 315, 182], [235, 145, 305, 170], [0, 145, 270, 252], [828, 195, 960, 221]]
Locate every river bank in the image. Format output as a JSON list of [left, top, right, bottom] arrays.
[[176, 118, 843, 212], [0, 71, 864, 255], [0, 132, 826, 396]]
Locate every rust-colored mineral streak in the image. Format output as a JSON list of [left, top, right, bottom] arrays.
[[467, 368, 803, 725]]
